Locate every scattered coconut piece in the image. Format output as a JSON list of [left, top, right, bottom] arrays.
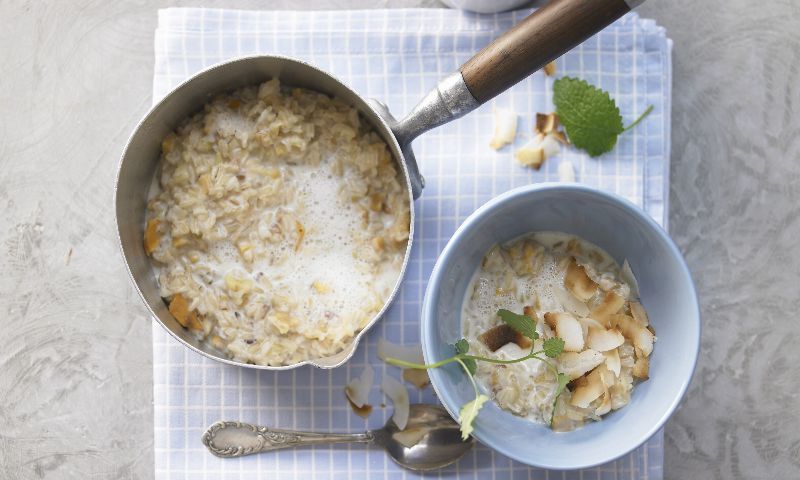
[[381, 375, 410, 430], [629, 301, 650, 328], [535, 112, 560, 134], [570, 368, 604, 408], [564, 258, 598, 302], [402, 368, 430, 389], [515, 134, 559, 170], [344, 365, 374, 409], [632, 356, 650, 379], [544, 312, 584, 352], [559, 349, 605, 380], [591, 291, 625, 326], [377, 338, 424, 364], [609, 314, 655, 358], [543, 61, 557, 76], [489, 108, 518, 150], [604, 348, 621, 377], [479, 324, 532, 352], [558, 159, 576, 182], [394, 427, 427, 448], [586, 327, 625, 352], [578, 316, 605, 342], [620, 260, 640, 298], [346, 397, 373, 419]]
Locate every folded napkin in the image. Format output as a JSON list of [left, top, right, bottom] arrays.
[[152, 8, 672, 479]]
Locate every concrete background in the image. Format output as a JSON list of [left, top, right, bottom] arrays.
[[1, 0, 798, 478]]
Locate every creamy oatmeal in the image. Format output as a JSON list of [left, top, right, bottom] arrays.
[[144, 79, 410, 366], [462, 232, 655, 431]]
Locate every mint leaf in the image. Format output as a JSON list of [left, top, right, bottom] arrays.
[[458, 394, 489, 440], [454, 338, 470, 355], [543, 337, 565, 358], [553, 77, 624, 157], [497, 309, 539, 341]]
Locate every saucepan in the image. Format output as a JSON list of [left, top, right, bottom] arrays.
[[116, 0, 644, 369]]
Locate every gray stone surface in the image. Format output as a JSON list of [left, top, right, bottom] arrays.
[[0, 0, 797, 479]]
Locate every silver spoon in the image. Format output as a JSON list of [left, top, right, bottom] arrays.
[[201, 404, 474, 471]]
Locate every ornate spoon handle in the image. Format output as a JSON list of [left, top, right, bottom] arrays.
[[202, 421, 374, 458]]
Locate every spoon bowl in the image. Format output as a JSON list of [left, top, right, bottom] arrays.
[[202, 404, 474, 471]]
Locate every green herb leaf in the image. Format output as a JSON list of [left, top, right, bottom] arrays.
[[454, 338, 470, 355], [543, 337, 565, 358], [553, 77, 624, 157], [458, 394, 490, 440], [497, 309, 539, 341], [554, 372, 570, 397], [462, 357, 478, 376]]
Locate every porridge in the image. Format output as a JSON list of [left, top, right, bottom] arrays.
[[462, 232, 655, 431], [144, 79, 410, 366]]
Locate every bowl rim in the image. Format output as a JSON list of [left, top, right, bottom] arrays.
[[421, 182, 700, 470]]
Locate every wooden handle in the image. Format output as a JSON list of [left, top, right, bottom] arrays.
[[460, 0, 632, 104]]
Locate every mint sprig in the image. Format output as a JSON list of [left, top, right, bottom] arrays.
[[553, 77, 653, 157], [384, 309, 567, 438]]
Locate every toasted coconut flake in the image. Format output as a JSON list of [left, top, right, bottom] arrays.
[[550, 129, 569, 144], [543, 61, 557, 77], [578, 316, 604, 341], [514, 138, 545, 170], [632, 356, 650, 379], [377, 338, 424, 364], [609, 314, 654, 357], [402, 368, 430, 389], [558, 159, 576, 182], [346, 396, 373, 419], [489, 108, 518, 150], [544, 312, 584, 352], [345, 365, 374, 408], [564, 258, 598, 302], [559, 349, 605, 380], [629, 301, 650, 327], [554, 287, 591, 318], [169, 293, 202, 330], [570, 368, 604, 408], [394, 427, 427, 448], [591, 291, 625, 326], [381, 375, 410, 430], [586, 327, 625, 352], [621, 260, 640, 298], [604, 348, 621, 377], [479, 324, 532, 352], [535, 113, 560, 134]]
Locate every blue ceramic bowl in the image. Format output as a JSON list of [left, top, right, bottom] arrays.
[[421, 184, 700, 470]]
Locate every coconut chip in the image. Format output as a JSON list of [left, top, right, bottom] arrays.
[[479, 323, 533, 352], [559, 349, 605, 380], [591, 291, 625, 326], [609, 314, 655, 358], [489, 108, 518, 150], [381, 375, 410, 430], [402, 368, 430, 389], [558, 159, 576, 182], [377, 338, 424, 364], [543, 61, 557, 77], [344, 365, 374, 409], [544, 312, 584, 352], [570, 368, 604, 408], [586, 327, 625, 352], [629, 300, 650, 328], [620, 259, 639, 298], [564, 258, 599, 302], [604, 348, 621, 377]]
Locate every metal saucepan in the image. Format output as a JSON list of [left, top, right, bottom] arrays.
[[116, 0, 643, 369]]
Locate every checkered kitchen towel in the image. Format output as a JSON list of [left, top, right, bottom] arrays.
[[152, 8, 672, 479]]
